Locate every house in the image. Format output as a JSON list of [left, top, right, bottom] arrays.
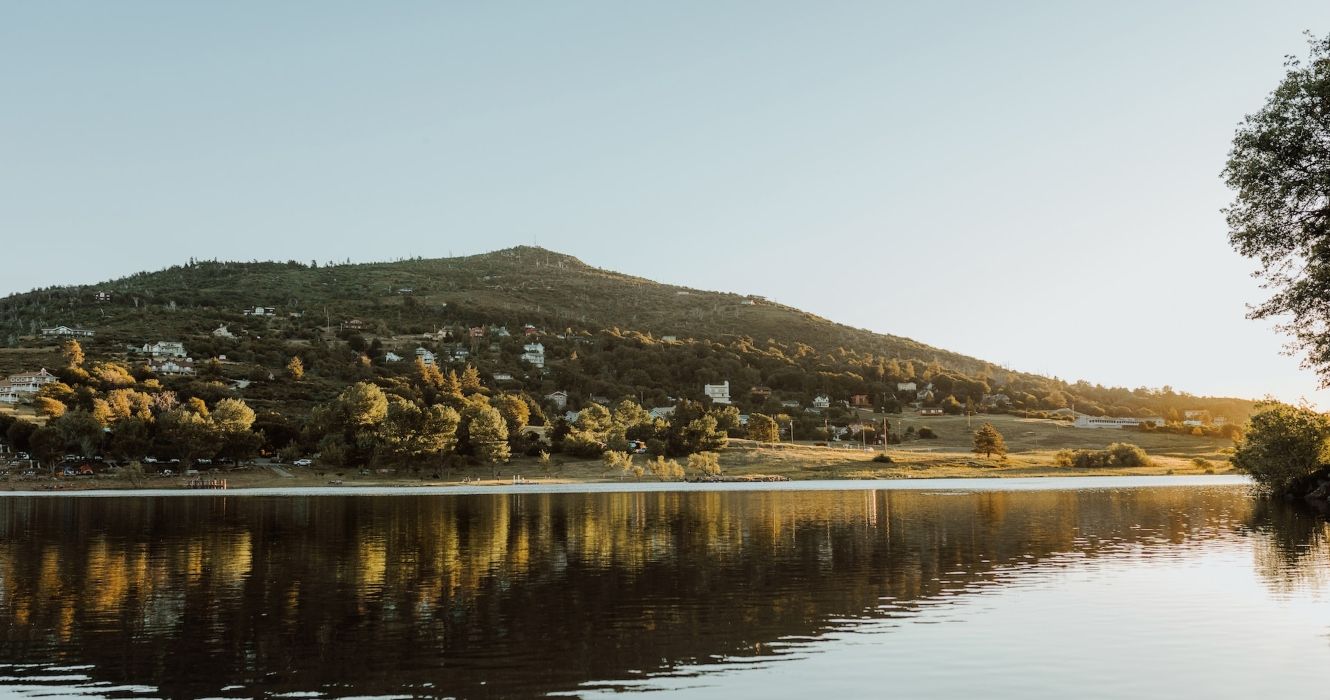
[[4, 368, 58, 394], [1213, 416, 1229, 427], [415, 347, 437, 366], [342, 319, 365, 331], [94, 291, 112, 303], [41, 326, 94, 338], [740, 299, 756, 306], [981, 393, 1012, 408], [493, 372, 514, 382], [212, 325, 236, 340], [243, 306, 277, 317], [896, 382, 917, 392], [524, 324, 539, 336], [521, 343, 546, 368], [812, 395, 831, 410], [780, 399, 800, 408], [564, 411, 581, 424], [649, 406, 676, 420], [661, 335, 678, 343], [1184, 410, 1208, 420], [850, 394, 871, 408], [469, 327, 486, 339], [704, 381, 731, 404], [143, 341, 187, 358], [545, 391, 569, 410], [490, 326, 512, 338], [453, 348, 470, 360], [0, 383, 20, 404], [384, 352, 403, 363], [919, 407, 944, 416], [916, 388, 936, 402], [750, 385, 772, 400], [148, 357, 195, 376], [1073, 415, 1166, 429]]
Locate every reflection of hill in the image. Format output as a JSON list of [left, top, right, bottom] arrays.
[[0, 488, 1265, 698]]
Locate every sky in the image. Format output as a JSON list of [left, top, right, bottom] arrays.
[[4, 1, 1330, 404]]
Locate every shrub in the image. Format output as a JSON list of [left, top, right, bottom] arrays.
[[872, 453, 894, 464], [918, 427, 938, 439], [1056, 443, 1152, 468]]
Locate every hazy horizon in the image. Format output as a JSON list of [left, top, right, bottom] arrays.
[[5, 1, 1330, 404]]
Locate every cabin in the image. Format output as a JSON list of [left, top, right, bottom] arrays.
[[545, 391, 569, 410]]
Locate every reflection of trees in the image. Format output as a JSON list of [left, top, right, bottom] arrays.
[[1250, 498, 1330, 596], [0, 488, 1260, 698]]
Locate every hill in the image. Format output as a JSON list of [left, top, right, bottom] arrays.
[[0, 246, 1257, 428]]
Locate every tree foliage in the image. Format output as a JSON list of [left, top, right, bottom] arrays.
[[1224, 33, 1330, 382], [1231, 401, 1330, 494], [971, 423, 1007, 459]]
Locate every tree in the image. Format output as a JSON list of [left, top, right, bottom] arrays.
[[62, 339, 84, 368], [687, 451, 721, 477], [1232, 401, 1330, 494], [35, 396, 66, 419], [464, 401, 510, 467], [649, 455, 685, 481], [459, 365, 483, 394], [492, 394, 530, 437], [1224, 33, 1330, 382], [747, 413, 780, 442], [972, 422, 1007, 459], [287, 356, 305, 381]]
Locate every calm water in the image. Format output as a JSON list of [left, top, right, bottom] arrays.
[[2, 477, 1328, 699]]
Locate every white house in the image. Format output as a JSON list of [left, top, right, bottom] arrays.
[[41, 326, 94, 338], [243, 306, 277, 317], [812, 395, 831, 409], [896, 382, 917, 392], [521, 343, 546, 368], [703, 381, 731, 404], [4, 368, 58, 394], [493, 372, 514, 382], [143, 341, 187, 358], [490, 326, 512, 338], [148, 357, 195, 376], [384, 352, 403, 363], [212, 325, 236, 340], [1073, 415, 1166, 429], [94, 291, 112, 303], [415, 348, 437, 366], [780, 399, 800, 408], [546, 391, 569, 410], [0, 384, 19, 404]]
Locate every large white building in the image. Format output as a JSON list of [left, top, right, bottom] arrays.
[[704, 381, 731, 404], [4, 368, 58, 394], [41, 326, 94, 338], [143, 341, 187, 358], [1073, 415, 1165, 429]]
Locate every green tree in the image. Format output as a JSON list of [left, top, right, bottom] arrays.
[[972, 422, 1007, 459], [1224, 33, 1330, 381], [1232, 402, 1330, 494], [493, 393, 530, 436], [747, 413, 780, 442], [465, 401, 510, 467], [686, 451, 721, 477]]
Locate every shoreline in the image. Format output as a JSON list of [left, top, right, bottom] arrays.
[[0, 473, 1252, 497]]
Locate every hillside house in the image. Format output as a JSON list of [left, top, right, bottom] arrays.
[[812, 395, 831, 409], [704, 381, 731, 404], [342, 319, 365, 331], [384, 352, 403, 363], [521, 343, 546, 368], [780, 399, 800, 408], [490, 326, 511, 338], [453, 348, 470, 360], [94, 291, 112, 303], [493, 372, 514, 382], [919, 407, 944, 416], [850, 394, 871, 408], [896, 382, 917, 392], [661, 335, 677, 343], [981, 393, 1012, 408], [545, 391, 569, 410], [415, 348, 437, 366], [1073, 415, 1165, 429], [149, 357, 195, 376], [740, 299, 756, 306], [243, 306, 277, 317], [143, 341, 187, 358], [212, 325, 236, 340], [469, 327, 486, 339], [0, 384, 18, 404], [41, 326, 94, 338], [750, 385, 772, 400], [4, 368, 58, 394]]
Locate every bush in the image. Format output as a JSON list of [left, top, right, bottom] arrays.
[[918, 427, 938, 439], [1232, 402, 1330, 494], [1056, 443, 1152, 468], [871, 453, 894, 464]]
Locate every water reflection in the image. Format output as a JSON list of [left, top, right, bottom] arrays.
[[0, 486, 1324, 698]]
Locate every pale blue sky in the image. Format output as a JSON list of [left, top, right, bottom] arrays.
[[4, 1, 1330, 403]]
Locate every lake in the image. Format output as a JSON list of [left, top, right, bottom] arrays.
[[2, 477, 1328, 698]]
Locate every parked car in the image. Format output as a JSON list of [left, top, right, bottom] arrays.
[[293, 459, 313, 467]]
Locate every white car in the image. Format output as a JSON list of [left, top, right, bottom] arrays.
[[293, 459, 313, 467]]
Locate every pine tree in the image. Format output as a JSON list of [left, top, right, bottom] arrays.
[[972, 422, 1007, 459]]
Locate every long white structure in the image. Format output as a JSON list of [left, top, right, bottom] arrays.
[[1073, 415, 1165, 429]]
